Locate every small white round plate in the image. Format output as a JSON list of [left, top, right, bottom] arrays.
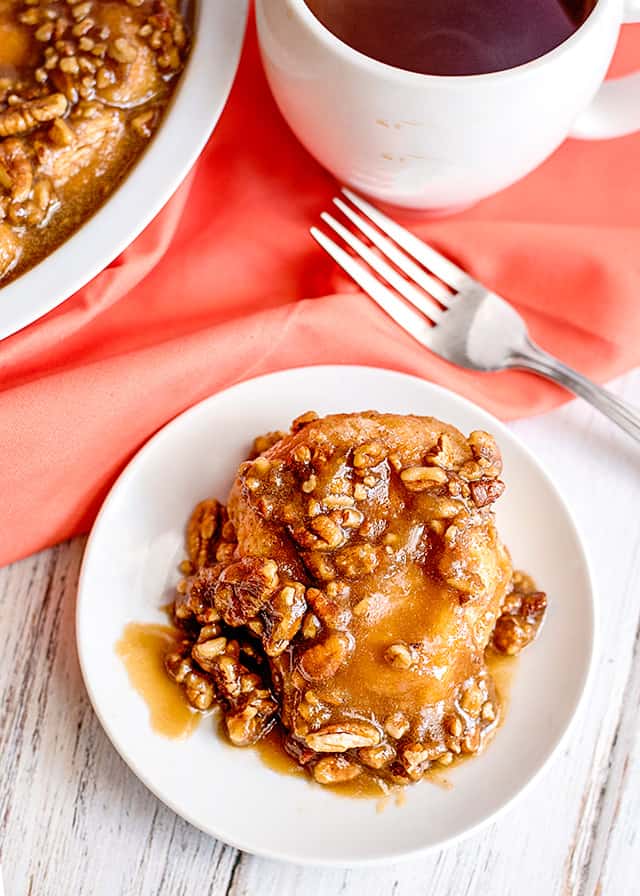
[[77, 366, 596, 866]]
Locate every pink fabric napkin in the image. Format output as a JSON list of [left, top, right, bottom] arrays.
[[1, 19, 639, 566]]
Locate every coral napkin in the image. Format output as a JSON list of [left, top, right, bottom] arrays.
[[1, 19, 640, 566]]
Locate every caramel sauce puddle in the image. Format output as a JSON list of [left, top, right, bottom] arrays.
[[116, 622, 202, 739], [116, 622, 516, 802]]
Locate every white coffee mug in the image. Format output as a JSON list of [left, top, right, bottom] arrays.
[[256, 0, 640, 211]]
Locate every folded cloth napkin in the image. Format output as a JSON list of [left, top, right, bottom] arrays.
[[1, 19, 640, 567]]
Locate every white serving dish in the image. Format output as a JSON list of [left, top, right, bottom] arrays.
[[0, 0, 249, 340]]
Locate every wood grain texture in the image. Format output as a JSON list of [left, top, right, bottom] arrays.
[[2, 372, 640, 896]]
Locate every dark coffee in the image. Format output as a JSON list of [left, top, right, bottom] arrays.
[[304, 0, 597, 76]]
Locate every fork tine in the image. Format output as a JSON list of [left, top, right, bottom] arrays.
[[310, 226, 433, 348], [320, 212, 442, 323], [341, 188, 471, 291], [332, 197, 453, 307]]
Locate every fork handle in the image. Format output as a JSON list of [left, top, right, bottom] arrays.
[[509, 340, 640, 443]]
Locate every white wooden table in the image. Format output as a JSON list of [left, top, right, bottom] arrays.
[[2, 371, 639, 896]]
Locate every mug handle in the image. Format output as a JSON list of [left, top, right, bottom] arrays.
[[570, 0, 640, 139]]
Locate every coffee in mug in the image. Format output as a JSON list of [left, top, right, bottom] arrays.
[[257, 0, 640, 210], [304, 0, 597, 75]]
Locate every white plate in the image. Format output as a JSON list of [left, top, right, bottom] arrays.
[[77, 366, 596, 866], [0, 0, 248, 340]]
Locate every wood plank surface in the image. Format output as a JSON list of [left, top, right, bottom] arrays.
[[2, 372, 639, 896]]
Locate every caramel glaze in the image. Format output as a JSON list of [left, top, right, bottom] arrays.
[[116, 619, 382, 794], [116, 621, 516, 797], [118, 411, 546, 795], [228, 413, 512, 784], [254, 726, 388, 798]]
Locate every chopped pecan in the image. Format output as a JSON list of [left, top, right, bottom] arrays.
[[191, 636, 228, 673], [459, 681, 485, 717], [401, 742, 433, 779], [492, 590, 547, 655], [426, 433, 457, 469], [0, 138, 32, 202], [212, 654, 243, 700], [283, 735, 316, 766], [298, 631, 352, 681], [174, 566, 222, 625], [301, 550, 336, 582], [296, 690, 332, 729], [466, 430, 502, 478], [384, 712, 410, 740], [358, 743, 396, 769], [400, 465, 448, 492], [353, 441, 386, 469], [249, 430, 287, 458], [334, 543, 378, 578], [164, 642, 194, 684], [309, 515, 345, 550], [313, 755, 362, 785], [0, 222, 20, 278], [291, 410, 319, 433], [384, 642, 417, 670], [214, 558, 279, 626], [183, 669, 215, 711], [225, 692, 278, 746], [306, 584, 352, 630], [260, 582, 307, 656], [0, 94, 67, 138], [301, 612, 321, 639], [469, 477, 505, 508]]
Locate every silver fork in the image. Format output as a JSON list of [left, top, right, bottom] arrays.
[[311, 188, 640, 442]]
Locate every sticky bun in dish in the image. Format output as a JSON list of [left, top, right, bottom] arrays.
[[0, 0, 191, 282], [165, 411, 547, 789]]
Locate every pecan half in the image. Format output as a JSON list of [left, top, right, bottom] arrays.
[[305, 720, 381, 752], [186, 498, 225, 568], [469, 477, 505, 508], [0, 94, 67, 138]]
